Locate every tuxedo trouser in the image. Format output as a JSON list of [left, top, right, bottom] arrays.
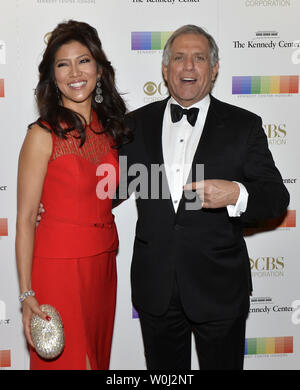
[[138, 277, 247, 370]]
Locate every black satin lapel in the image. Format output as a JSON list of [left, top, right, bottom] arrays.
[[142, 98, 175, 214], [142, 99, 167, 165], [191, 100, 225, 164]]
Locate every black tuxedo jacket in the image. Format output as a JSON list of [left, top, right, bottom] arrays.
[[118, 95, 289, 323]]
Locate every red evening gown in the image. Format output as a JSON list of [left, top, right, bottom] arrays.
[[30, 113, 119, 370]]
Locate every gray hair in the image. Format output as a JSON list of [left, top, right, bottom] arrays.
[[162, 25, 219, 67]]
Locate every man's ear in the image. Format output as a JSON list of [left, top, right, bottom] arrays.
[[162, 63, 168, 83], [211, 62, 219, 82]]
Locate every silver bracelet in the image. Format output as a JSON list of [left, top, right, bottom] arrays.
[[19, 290, 35, 303]]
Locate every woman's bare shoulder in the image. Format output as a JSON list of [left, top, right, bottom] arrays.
[[22, 123, 52, 157]]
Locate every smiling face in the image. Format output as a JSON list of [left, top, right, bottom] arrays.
[[54, 40, 100, 111], [162, 33, 219, 107]]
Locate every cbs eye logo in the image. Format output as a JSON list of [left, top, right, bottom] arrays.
[[143, 81, 168, 96]]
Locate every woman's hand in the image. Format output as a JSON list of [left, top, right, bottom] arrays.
[[21, 296, 50, 348]]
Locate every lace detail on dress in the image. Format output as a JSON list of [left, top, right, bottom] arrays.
[[50, 119, 112, 166]]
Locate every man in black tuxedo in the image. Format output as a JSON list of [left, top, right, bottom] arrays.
[[119, 25, 289, 370]]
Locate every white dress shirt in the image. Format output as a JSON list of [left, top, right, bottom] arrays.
[[162, 95, 248, 214]]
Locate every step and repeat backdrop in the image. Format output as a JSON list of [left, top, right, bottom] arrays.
[[0, 0, 299, 370]]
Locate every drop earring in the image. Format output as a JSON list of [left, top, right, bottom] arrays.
[[95, 77, 103, 104]]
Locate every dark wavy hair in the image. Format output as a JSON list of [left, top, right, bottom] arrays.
[[33, 20, 132, 147]]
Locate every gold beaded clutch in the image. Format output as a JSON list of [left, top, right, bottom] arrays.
[[30, 304, 65, 359]]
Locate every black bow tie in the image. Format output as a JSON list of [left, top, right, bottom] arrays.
[[170, 104, 199, 127]]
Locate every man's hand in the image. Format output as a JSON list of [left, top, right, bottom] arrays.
[[183, 179, 240, 209]]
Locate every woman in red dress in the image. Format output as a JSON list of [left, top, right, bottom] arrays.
[[15, 20, 131, 370]]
